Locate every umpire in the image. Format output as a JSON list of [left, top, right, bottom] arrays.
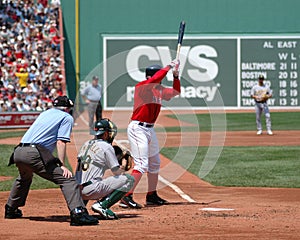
[[81, 75, 103, 134], [4, 96, 99, 226]]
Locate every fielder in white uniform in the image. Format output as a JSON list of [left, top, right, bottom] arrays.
[[250, 75, 273, 135], [75, 118, 134, 219]]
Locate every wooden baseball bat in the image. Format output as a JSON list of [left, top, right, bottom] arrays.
[[176, 21, 186, 61]]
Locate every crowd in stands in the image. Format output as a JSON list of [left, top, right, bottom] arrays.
[[0, 0, 64, 112]]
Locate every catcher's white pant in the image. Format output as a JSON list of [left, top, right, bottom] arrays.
[[127, 121, 161, 174], [81, 174, 131, 200], [255, 102, 272, 131]]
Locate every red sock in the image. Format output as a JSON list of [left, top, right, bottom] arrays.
[[125, 169, 143, 197]]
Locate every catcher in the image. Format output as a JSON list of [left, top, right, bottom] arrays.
[[75, 118, 134, 219]]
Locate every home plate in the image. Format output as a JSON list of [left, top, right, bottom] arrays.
[[200, 207, 235, 212]]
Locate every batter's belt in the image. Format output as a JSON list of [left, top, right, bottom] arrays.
[[132, 120, 154, 128]]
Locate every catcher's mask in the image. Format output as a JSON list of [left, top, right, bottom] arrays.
[[145, 64, 162, 78], [94, 118, 117, 143]]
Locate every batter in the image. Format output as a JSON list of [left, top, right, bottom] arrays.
[[120, 59, 181, 208]]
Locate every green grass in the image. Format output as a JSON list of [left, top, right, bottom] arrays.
[[0, 144, 70, 192], [1, 111, 300, 190], [0, 131, 68, 192], [0, 130, 26, 139], [165, 111, 300, 131], [160, 146, 300, 188]]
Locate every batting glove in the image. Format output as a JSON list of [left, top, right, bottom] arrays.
[[169, 59, 180, 69]]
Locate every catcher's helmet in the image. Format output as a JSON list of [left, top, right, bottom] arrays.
[[94, 118, 117, 143], [145, 64, 162, 77], [53, 96, 74, 108]]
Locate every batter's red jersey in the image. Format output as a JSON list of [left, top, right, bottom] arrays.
[[131, 66, 181, 123]]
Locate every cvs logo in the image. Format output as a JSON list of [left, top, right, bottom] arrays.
[[126, 45, 219, 82]]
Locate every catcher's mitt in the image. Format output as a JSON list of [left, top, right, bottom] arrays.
[[113, 145, 133, 171]]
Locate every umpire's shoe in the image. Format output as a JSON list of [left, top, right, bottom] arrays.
[[146, 191, 168, 206], [70, 207, 99, 226], [4, 204, 23, 219]]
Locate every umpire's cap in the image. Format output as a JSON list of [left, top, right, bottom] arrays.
[[53, 96, 74, 108], [145, 64, 162, 77]]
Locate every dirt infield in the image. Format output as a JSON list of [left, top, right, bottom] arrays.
[[0, 110, 300, 240]]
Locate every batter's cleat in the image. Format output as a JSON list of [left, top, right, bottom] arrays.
[[267, 130, 273, 135], [91, 201, 118, 220], [146, 191, 168, 206], [70, 207, 99, 226], [256, 130, 262, 135], [119, 194, 142, 209], [4, 204, 23, 219]]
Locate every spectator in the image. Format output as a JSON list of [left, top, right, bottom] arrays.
[[0, 0, 65, 111], [28, 65, 37, 81], [0, 101, 9, 112], [12, 91, 22, 104], [16, 101, 29, 111], [8, 101, 18, 111], [27, 78, 39, 93], [15, 67, 28, 90], [51, 32, 60, 51], [38, 0, 48, 9]]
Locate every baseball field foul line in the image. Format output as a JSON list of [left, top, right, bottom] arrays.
[[115, 139, 196, 203], [158, 176, 196, 203], [79, 114, 89, 126]]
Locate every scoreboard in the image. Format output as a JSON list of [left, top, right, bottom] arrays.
[[240, 37, 300, 107]]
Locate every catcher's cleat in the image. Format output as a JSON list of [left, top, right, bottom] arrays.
[[70, 207, 99, 226], [119, 194, 142, 209], [4, 204, 23, 219], [146, 191, 168, 206], [91, 201, 118, 220]]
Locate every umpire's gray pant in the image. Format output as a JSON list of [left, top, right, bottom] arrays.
[[87, 101, 102, 132], [6, 146, 85, 212]]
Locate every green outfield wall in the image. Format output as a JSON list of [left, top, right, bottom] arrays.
[[61, 0, 300, 109]]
